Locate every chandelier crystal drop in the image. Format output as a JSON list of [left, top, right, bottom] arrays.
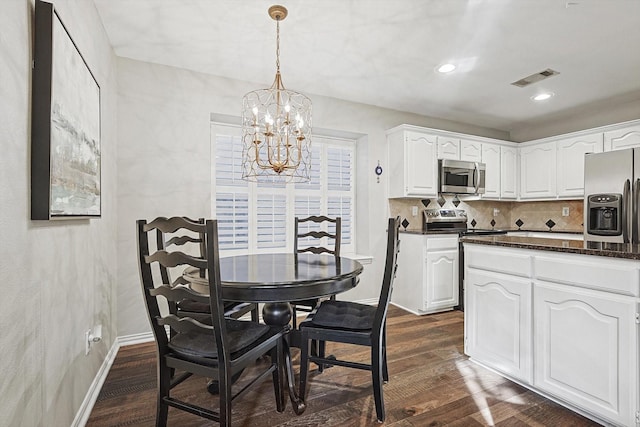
[[241, 5, 312, 182]]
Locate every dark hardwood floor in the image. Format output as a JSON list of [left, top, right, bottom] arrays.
[[86, 306, 602, 426]]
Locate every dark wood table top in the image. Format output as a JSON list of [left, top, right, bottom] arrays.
[[185, 253, 364, 303]]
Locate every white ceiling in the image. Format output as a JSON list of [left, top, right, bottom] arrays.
[[93, 0, 640, 134]]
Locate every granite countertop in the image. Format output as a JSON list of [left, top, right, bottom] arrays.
[[461, 235, 640, 260], [400, 228, 583, 236]]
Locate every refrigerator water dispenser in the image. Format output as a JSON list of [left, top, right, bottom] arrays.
[[587, 194, 622, 236]]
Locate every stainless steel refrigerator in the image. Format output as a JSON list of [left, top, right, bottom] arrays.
[[584, 148, 640, 243]]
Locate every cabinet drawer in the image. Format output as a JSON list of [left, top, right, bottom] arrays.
[[535, 255, 640, 296], [426, 235, 458, 251], [464, 245, 532, 277]]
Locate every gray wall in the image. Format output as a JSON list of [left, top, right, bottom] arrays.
[[0, 1, 117, 425], [509, 90, 640, 141]]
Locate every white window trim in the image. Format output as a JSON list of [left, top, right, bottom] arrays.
[[211, 122, 356, 256]]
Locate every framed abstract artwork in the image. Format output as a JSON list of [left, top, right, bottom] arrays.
[[31, 0, 101, 220]]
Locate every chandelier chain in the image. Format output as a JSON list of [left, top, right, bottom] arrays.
[[276, 20, 280, 73]]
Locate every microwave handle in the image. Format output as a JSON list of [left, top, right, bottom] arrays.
[[623, 179, 630, 243], [633, 178, 640, 244], [474, 162, 480, 193]]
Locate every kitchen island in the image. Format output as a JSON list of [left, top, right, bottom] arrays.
[[461, 235, 639, 427]]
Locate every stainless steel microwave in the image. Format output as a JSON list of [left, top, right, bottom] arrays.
[[439, 159, 486, 194]]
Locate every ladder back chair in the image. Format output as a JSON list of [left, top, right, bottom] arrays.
[[157, 217, 259, 322], [137, 217, 285, 427], [298, 217, 401, 423], [292, 215, 341, 328]]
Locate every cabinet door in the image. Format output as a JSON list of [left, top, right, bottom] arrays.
[[465, 269, 532, 383], [604, 124, 640, 151], [482, 144, 501, 198], [556, 134, 603, 198], [406, 131, 438, 197], [500, 146, 518, 199], [460, 139, 482, 162], [437, 136, 460, 160], [534, 281, 637, 426], [520, 142, 556, 199], [424, 248, 458, 312]]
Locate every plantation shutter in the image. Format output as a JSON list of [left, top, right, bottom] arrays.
[[214, 132, 249, 250]]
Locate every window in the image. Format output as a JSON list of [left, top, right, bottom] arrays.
[[212, 123, 355, 254]]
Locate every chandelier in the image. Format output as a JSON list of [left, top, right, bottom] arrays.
[[241, 5, 312, 182]]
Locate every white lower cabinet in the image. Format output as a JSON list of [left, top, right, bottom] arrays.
[[534, 281, 637, 426], [392, 233, 458, 315], [465, 269, 532, 383], [464, 243, 640, 426], [425, 248, 458, 312]]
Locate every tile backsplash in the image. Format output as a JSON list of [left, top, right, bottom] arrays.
[[389, 197, 584, 233]]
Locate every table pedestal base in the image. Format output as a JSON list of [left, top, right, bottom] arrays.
[[263, 302, 306, 415]]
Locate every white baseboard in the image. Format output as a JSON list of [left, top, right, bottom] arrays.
[[390, 302, 421, 315], [118, 331, 154, 346], [71, 338, 120, 427]]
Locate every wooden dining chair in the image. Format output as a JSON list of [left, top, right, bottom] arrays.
[[156, 217, 260, 323], [291, 215, 341, 328], [298, 217, 401, 422], [137, 217, 285, 427]]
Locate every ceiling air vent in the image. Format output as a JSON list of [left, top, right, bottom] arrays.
[[511, 68, 560, 87]]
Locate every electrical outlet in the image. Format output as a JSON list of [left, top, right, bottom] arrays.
[[493, 208, 500, 217], [562, 207, 570, 217], [412, 206, 418, 216]]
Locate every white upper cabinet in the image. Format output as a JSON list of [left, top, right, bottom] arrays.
[[438, 137, 482, 162], [387, 128, 438, 198], [556, 133, 603, 198], [604, 124, 640, 151], [520, 142, 556, 199], [437, 136, 460, 160], [501, 146, 518, 199], [460, 139, 483, 162], [481, 143, 501, 198]]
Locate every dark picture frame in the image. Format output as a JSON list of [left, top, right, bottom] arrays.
[[31, 0, 101, 220]]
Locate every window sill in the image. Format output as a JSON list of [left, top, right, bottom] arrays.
[[342, 253, 373, 265]]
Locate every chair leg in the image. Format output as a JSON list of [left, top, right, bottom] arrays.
[[156, 360, 170, 427], [271, 341, 285, 412], [371, 343, 386, 423], [299, 332, 310, 401], [291, 305, 298, 329], [218, 367, 232, 427], [382, 330, 389, 383], [317, 340, 326, 373]]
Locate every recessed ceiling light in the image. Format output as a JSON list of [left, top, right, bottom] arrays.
[[437, 63, 456, 73], [532, 92, 554, 101]]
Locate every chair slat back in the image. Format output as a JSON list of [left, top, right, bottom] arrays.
[[137, 217, 230, 361], [373, 217, 401, 333], [294, 215, 341, 256]]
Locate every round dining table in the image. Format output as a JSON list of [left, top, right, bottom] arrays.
[[184, 253, 364, 414]]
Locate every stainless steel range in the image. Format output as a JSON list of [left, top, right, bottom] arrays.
[[423, 208, 507, 310], [423, 208, 506, 236]]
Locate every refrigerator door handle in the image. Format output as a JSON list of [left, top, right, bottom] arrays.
[[634, 178, 640, 244], [623, 179, 631, 243]]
